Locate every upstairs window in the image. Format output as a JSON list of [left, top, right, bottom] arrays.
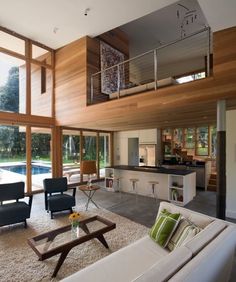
[[176, 71, 206, 84], [41, 63, 46, 94]]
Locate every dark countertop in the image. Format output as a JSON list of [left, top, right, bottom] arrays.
[[187, 164, 205, 168], [162, 164, 205, 168], [163, 161, 205, 168], [107, 165, 195, 176]]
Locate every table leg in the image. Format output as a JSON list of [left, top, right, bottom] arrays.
[[52, 249, 70, 277], [80, 222, 90, 234], [90, 198, 99, 208], [85, 190, 91, 210], [82, 190, 99, 210], [96, 234, 109, 249]]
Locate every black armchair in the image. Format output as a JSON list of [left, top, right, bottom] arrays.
[[43, 177, 76, 219], [0, 182, 33, 228]]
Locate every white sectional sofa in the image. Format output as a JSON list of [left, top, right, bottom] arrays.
[[61, 202, 236, 282]]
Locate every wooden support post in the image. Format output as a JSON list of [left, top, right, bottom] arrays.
[[52, 126, 62, 177], [26, 126, 32, 194], [96, 132, 100, 179], [216, 100, 226, 219], [110, 132, 114, 166], [80, 130, 83, 183]]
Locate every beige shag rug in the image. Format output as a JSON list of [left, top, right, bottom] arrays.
[[0, 204, 148, 282]]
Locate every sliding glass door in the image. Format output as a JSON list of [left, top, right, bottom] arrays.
[[62, 130, 81, 183], [0, 125, 27, 191], [61, 128, 112, 183], [99, 133, 111, 177], [31, 127, 52, 191]]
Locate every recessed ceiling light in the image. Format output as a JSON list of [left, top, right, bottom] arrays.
[[84, 8, 90, 16]]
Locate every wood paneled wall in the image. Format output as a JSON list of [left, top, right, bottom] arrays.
[[98, 27, 129, 58], [55, 37, 87, 125], [55, 27, 236, 131], [30, 64, 52, 116], [55, 28, 129, 111]]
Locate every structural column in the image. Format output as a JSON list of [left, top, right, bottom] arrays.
[[216, 100, 226, 219]]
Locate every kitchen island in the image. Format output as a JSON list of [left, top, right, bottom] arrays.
[[162, 160, 212, 190], [105, 165, 196, 206]]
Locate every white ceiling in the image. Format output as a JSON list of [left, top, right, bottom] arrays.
[[121, 0, 208, 57], [0, 0, 235, 50]]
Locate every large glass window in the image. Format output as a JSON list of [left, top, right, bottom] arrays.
[[32, 44, 52, 65], [162, 129, 172, 156], [0, 31, 25, 55], [0, 125, 26, 191], [0, 30, 53, 117], [176, 72, 206, 84], [61, 129, 111, 182], [211, 126, 217, 158], [99, 133, 110, 177], [82, 132, 97, 161], [62, 130, 80, 183], [173, 128, 183, 150], [82, 131, 97, 181], [196, 127, 209, 156], [184, 128, 195, 149], [0, 53, 26, 113], [31, 127, 52, 191]]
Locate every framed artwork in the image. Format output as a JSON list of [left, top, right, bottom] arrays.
[[100, 41, 125, 94]]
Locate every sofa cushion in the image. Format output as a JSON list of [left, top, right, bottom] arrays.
[[184, 220, 227, 255], [168, 226, 236, 282], [149, 209, 181, 247], [48, 194, 75, 211], [158, 202, 213, 229], [167, 217, 202, 251], [0, 202, 30, 225], [132, 246, 192, 282], [0, 182, 25, 201], [61, 235, 169, 282]]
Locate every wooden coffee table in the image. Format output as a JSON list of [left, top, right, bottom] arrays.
[[28, 215, 116, 277]]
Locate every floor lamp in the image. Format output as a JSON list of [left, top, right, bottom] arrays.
[[81, 160, 97, 187]]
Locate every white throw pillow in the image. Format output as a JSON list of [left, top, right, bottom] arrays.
[[167, 217, 202, 251]]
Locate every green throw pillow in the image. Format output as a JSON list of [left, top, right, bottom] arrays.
[[167, 217, 202, 251], [149, 209, 181, 247]]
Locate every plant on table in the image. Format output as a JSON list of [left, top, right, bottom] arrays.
[[69, 212, 80, 229]]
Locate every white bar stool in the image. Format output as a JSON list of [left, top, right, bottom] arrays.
[[129, 178, 139, 197], [115, 177, 122, 191], [148, 181, 159, 201], [115, 177, 123, 199]]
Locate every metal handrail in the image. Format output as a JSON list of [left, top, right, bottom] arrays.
[[91, 27, 210, 77], [91, 26, 211, 103]]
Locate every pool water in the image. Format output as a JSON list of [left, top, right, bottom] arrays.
[[3, 165, 51, 175]]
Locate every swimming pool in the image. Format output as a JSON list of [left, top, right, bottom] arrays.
[[2, 165, 51, 175]]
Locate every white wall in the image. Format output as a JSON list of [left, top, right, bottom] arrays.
[[114, 129, 158, 165], [226, 109, 236, 219]]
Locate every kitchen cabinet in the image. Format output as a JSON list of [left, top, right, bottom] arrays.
[[168, 173, 196, 206], [139, 129, 157, 144]]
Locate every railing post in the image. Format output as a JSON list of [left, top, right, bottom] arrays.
[[206, 27, 211, 77], [90, 76, 94, 104], [117, 65, 120, 99], [154, 49, 158, 90]]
